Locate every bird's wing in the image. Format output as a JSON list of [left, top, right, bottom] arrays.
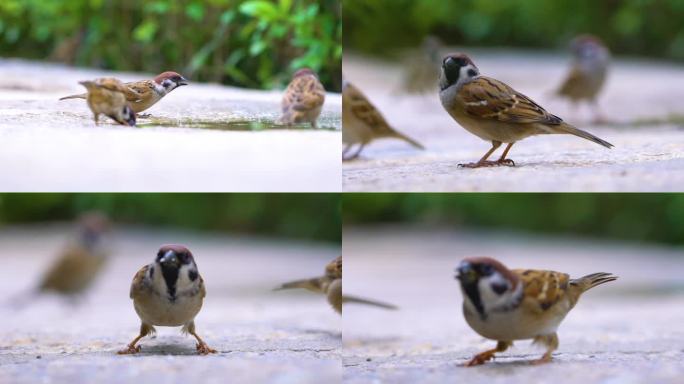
[[325, 256, 342, 280], [199, 275, 206, 299], [96, 78, 128, 94], [289, 77, 325, 111], [344, 83, 397, 135], [129, 265, 149, 299], [124, 81, 153, 103], [513, 269, 570, 313], [460, 77, 562, 125], [556, 66, 586, 96]]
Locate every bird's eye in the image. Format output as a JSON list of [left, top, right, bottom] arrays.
[[480, 264, 494, 276]]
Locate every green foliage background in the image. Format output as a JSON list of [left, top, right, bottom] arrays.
[[344, 0, 684, 61], [0, 194, 341, 244], [343, 194, 684, 246], [0, 0, 341, 91]]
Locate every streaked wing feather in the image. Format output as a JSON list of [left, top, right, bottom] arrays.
[[461, 77, 562, 125]]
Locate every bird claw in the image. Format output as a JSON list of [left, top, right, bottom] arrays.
[[530, 354, 552, 365], [117, 344, 141, 355], [458, 159, 515, 168], [196, 342, 217, 355], [464, 352, 495, 366]]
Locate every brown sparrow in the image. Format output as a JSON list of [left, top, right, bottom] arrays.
[[77, 78, 137, 126], [402, 35, 443, 94], [39, 212, 111, 296], [439, 53, 613, 168], [275, 256, 397, 314], [455, 257, 617, 366], [343, 81, 424, 160], [278, 68, 326, 128], [556, 35, 610, 122], [118, 245, 216, 355], [61, 71, 188, 114]]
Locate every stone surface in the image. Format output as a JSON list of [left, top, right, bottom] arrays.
[[343, 226, 684, 383], [343, 50, 684, 191], [0, 59, 342, 192], [0, 224, 341, 384]]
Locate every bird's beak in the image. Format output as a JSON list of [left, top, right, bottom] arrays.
[[160, 250, 179, 267], [455, 262, 478, 283], [177, 77, 189, 86]]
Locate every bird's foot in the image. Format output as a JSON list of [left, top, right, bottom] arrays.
[[137, 113, 152, 118], [496, 158, 515, 167], [464, 351, 496, 366], [117, 344, 141, 355], [458, 159, 515, 168], [530, 353, 553, 365], [196, 342, 217, 355]]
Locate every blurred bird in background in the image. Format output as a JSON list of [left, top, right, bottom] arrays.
[[275, 256, 398, 314], [555, 35, 610, 123], [38, 211, 111, 297], [401, 35, 444, 94], [343, 81, 424, 160]]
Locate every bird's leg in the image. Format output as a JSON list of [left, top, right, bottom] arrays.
[[117, 323, 154, 354], [94, 113, 99, 125], [459, 141, 502, 168], [496, 142, 516, 166], [185, 321, 217, 355], [531, 333, 558, 365], [465, 340, 511, 366], [590, 100, 607, 125], [342, 143, 352, 159], [137, 113, 152, 118], [343, 143, 365, 161]]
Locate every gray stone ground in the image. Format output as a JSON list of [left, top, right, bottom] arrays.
[[343, 226, 684, 383], [343, 50, 684, 191], [0, 224, 341, 384], [0, 59, 342, 192]]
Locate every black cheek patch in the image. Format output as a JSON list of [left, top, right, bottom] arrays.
[[188, 270, 198, 282], [149, 267, 154, 279], [467, 69, 477, 77], [491, 282, 508, 295]]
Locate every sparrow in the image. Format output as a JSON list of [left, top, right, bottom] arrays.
[[78, 78, 137, 126], [555, 35, 610, 122], [118, 245, 216, 355], [278, 68, 326, 128], [275, 256, 397, 314], [439, 53, 613, 168], [455, 257, 617, 366], [38, 211, 111, 296], [402, 35, 443, 94], [343, 81, 424, 160], [61, 71, 188, 114]]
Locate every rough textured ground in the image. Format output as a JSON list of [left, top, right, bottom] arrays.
[[0, 59, 341, 192], [343, 49, 684, 191], [0, 224, 340, 384], [343, 226, 684, 383]]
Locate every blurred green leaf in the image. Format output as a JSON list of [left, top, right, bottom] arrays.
[[133, 20, 158, 43]]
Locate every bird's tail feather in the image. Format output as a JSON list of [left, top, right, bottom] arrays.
[[391, 131, 425, 150], [59, 93, 87, 101], [556, 122, 614, 148], [571, 272, 618, 292], [343, 295, 398, 310], [273, 278, 322, 293]]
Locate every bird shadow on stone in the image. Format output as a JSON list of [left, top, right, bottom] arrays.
[[302, 328, 342, 338], [131, 343, 200, 356]]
